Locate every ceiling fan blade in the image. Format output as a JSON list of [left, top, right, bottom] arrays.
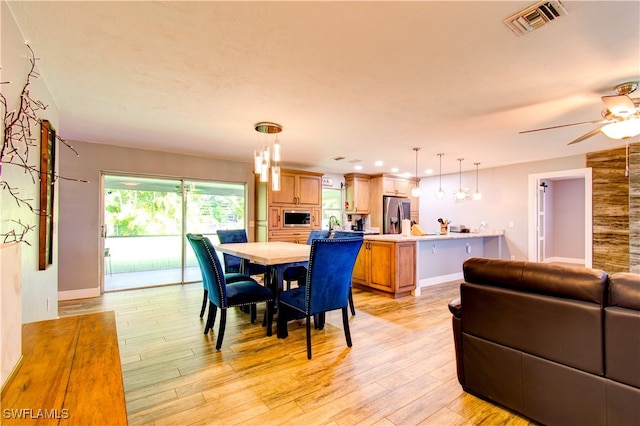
[[567, 124, 607, 145], [602, 95, 636, 116], [519, 119, 608, 134]]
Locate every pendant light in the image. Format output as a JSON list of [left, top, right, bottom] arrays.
[[435, 153, 446, 199], [253, 122, 282, 191], [455, 158, 466, 200], [411, 147, 421, 197], [473, 162, 482, 200]]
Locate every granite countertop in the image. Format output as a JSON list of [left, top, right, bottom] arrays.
[[363, 231, 504, 242]]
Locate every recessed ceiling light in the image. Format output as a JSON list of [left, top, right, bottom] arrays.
[[122, 182, 140, 186], [375, 160, 383, 167], [354, 165, 363, 171], [391, 167, 399, 173], [402, 172, 411, 178], [425, 168, 434, 175]]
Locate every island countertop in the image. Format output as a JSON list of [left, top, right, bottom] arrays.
[[356, 231, 505, 296], [363, 231, 504, 242]]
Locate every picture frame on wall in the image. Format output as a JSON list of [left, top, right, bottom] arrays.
[[39, 120, 56, 270]]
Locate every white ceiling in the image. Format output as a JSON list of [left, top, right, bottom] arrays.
[[6, 1, 640, 176]]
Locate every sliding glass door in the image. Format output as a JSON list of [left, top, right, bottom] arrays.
[[102, 174, 246, 292]]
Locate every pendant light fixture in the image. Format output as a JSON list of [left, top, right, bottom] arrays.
[[435, 153, 446, 199], [473, 162, 482, 200], [253, 122, 282, 191], [455, 158, 466, 200], [411, 147, 421, 197]]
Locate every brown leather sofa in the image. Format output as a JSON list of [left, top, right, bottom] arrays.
[[448, 257, 640, 425]]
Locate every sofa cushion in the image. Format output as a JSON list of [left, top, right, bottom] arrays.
[[462, 282, 604, 375], [463, 257, 608, 304], [609, 272, 640, 310]]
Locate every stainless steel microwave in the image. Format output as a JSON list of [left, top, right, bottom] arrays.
[[283, 210, 311, 227]]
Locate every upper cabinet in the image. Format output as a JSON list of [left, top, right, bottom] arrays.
[[269, 169, 322, 206], [344, 173, 371, 214], [382, 176, 410, 197]]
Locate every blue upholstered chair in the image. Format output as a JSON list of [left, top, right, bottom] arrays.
[[216, 229, 268, 276], [186, 234, 274, 350], [331, 231, 365, 316], [332, 230, 364, 239], [188, 234, 251, 319], [283, 230, 332, 290], [277, 237, 363, 359]]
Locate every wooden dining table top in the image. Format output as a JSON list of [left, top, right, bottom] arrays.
[[216, 241, 311, 266]]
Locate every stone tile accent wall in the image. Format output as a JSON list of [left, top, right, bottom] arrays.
[[630, 142, 639, 273], [587, 142, 638, 273]]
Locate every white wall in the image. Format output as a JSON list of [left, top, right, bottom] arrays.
[[550, 178, 585, 260], [417, 155, 586, 260], [1, 3, 60, 322]]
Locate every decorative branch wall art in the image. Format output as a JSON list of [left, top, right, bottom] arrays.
[[1, 43, 86, 253]]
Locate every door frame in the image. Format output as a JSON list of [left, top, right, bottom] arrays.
[[527, 167, 592, 267]]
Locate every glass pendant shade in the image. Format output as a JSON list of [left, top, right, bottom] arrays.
[[435, 153, 445, 199], [601, 117, 640, 139], [412, 147, 421, 197], [271, 166, 281, 191], [253, 122, 283, 190], [473, 162, 482, 200], [455, 158, 465, 200]]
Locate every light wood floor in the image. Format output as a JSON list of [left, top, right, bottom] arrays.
[[58, 282, 535, 425]]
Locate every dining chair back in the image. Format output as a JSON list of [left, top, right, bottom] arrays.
[[186, 233, 273, 350], [332, 230, 364, 239], [283, 229, 331, 290], [216, 229, 267, 276], [187, 233, 252, 319], [277, 237, 363, 359]]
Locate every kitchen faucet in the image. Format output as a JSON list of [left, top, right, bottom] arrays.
[[329, 216, 340, 231]]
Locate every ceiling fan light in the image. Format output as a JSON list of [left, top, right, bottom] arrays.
[[601, 118, 640, 139]]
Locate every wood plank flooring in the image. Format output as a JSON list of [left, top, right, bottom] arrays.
[[58, 282, 535, 425]]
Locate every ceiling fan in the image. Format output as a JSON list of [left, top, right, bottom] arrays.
[[520, 81, 640, 145]]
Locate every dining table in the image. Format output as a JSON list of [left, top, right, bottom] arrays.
[[215, 241, 311, 297]]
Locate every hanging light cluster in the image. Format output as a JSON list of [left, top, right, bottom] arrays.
[[253, 122, 282, 191], [434, 154, 482, 202]]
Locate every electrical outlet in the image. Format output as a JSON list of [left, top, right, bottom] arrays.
[[511, 255, 516, 260], [509, 221, 514, 228]]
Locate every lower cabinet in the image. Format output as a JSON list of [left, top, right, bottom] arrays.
[[268, 230, 312, 244], [352, 239, 416, 297]]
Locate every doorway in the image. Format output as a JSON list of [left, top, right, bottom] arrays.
[[102, 174, 246, 291], [527, 168, 592, 267]]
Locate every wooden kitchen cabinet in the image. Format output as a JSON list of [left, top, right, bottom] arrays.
[[269, 169, 322, 206], [268, 230, 312, 244], [255, 168, 323, 242], [383, 176, 410, 197], [352, 239, 416, 298], [344, 173, 370, 214]]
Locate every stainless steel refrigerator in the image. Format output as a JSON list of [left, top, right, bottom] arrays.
[[383, 196, 411, 234]]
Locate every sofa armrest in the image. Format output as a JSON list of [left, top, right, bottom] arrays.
[[448, 297, 461, 318]]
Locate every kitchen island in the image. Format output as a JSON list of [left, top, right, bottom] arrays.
[[353, 231, 504, 297]]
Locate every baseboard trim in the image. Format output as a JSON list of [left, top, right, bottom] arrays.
[[413, 272, 464, 296], [58, 287, 101, 301]]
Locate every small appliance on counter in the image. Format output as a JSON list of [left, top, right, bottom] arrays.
[[450, 225, 470, 233]]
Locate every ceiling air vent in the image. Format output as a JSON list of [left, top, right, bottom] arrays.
[[504, 0, 568, 36]]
